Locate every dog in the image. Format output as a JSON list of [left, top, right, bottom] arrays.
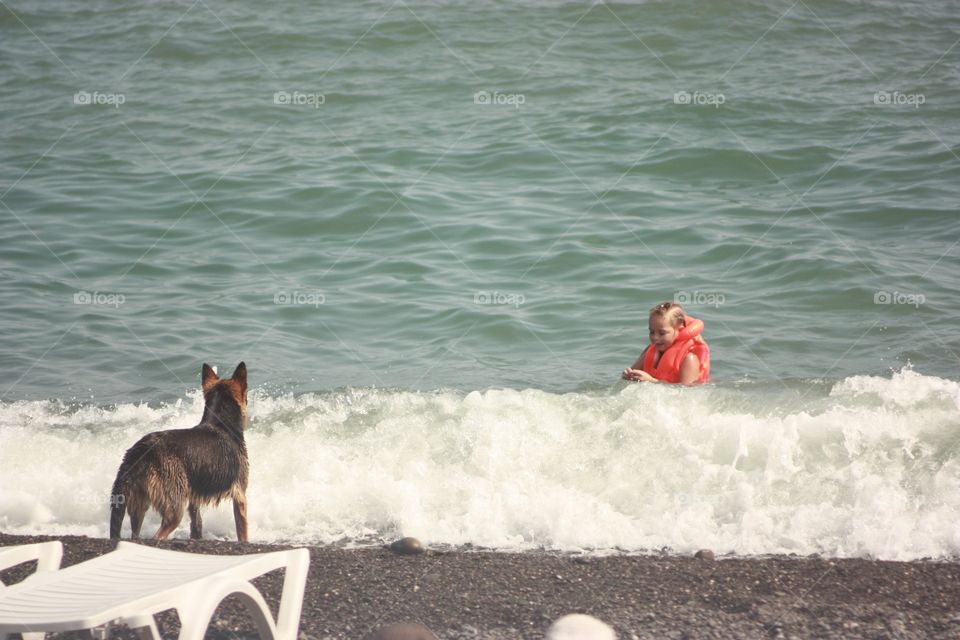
[[109, 362, 250, 541]]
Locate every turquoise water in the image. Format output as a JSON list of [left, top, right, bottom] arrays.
[[1, 0, 957, 400], [2, 1, 960, 557]]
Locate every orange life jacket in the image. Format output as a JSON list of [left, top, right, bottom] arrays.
[[641, 316, 710, 384]]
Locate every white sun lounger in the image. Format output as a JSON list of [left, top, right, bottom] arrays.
[[0, 542, 64, 586], [0, 541, 310, 640], [0, 542, 64, 640]]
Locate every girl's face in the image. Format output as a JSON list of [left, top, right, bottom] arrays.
[[649, 315, 680, 353]]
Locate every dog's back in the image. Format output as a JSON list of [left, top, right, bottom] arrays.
[[110, 362, 249, 540]]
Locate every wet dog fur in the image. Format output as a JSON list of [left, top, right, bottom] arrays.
[[109, 362, 250, 541]]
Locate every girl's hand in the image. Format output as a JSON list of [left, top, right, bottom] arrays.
[[622, 368, 656, 382]]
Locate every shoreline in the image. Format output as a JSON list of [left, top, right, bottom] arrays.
[[2, 533, 959, 639]]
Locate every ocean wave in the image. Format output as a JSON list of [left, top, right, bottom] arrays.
[[1, 368, 957, 560]]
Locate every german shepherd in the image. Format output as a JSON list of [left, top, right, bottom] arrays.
[[109, 362, 250, 541]]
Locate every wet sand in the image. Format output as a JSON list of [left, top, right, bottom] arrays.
[[2, 533, 959, 639]]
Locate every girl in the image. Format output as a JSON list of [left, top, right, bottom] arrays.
[[622, 301, 710, 384]]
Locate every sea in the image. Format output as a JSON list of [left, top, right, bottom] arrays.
[[0, 0, 958, 561]]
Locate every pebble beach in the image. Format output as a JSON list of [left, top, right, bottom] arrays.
[[2, 534, 959, 639]]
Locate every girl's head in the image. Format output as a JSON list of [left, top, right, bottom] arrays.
[[649, 301, 686, 353]]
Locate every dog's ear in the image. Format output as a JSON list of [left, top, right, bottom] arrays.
[[201, 363, 219, 391], [231, 362, 247, 391]]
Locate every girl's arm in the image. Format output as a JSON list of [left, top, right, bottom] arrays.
[[630, 346, 649, 370], [678, 353, 701, 384], [622, 346, 650, 381]]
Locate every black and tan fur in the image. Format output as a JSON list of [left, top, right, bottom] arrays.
[[109, 362, 250, 541]]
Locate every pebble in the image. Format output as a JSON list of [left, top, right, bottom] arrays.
[[390, 537, 425, 555], [694, 549, 715, 561], [546, 614, 617, 640]]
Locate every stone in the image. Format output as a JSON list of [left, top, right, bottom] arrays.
[[546, 614, 616, 640], [694, 549, 715, 561], [389, 537, 425, 555]]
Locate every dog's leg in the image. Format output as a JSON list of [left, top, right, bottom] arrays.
[[150, 462, 189, 540], [154, 500, 185, 540], [232, 492, 248, 542], [188, 502, 203, 539], [154, 514, 183, 540], [129, 509, 145, 539], [127, 490, 148, 539]]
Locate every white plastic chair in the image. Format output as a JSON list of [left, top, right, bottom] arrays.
[[0, 542, 64, 640], [0, 541, 309, 640]]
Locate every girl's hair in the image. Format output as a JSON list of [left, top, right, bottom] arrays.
[[649, 301, 686, 327]]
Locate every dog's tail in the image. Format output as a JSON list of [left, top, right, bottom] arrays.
[[109, 470, 127, 539]]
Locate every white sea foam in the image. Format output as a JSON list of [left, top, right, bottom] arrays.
[[1, 368, 958, 560]]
